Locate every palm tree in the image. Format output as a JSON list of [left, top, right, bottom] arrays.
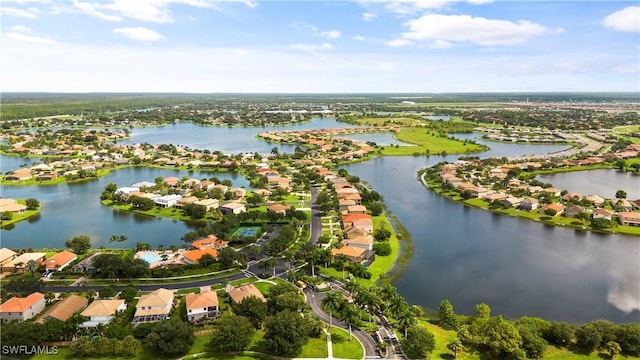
[[322, 291, 344, 328], [268, 257, 279, 277], [343, 303, 360, 341], [389, 295, 408, 318], [26, 260, 40, 277], [397, 308, 417, 338], [346, 280, 361, 298], [86, 289, 96, 302], [257, 259, 271, 276], [45, 291, 56, 305], [410, 304, 424, 319]]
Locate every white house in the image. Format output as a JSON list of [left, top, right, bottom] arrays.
[[0, 292, 46, 323], [80, 299, 126, 328], [185, 290, 219, 323], [154, 194, 183, 208], [132, 288, 174, 324], [220, 202, 246, 215]]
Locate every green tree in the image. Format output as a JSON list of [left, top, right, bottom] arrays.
[[615, 190, 627, 199], [322, 291, 345, 328], [45, 291, 56, 305], [545, 321, 574, 347], [4, 277, 43, 293], [438, 299, 458, 330], [401, 325, 436, 359], [210, 316, 255, 352], [198, 253, 215, 268], [263, 310, 309, 357], [343, 303, 361, 340], [576, 323, 602, 352], [397, 307, 418, 338], [25, 198, 40, 210], [475, 303, 491, 319], [233, 295, 267, 328], [109, 234, 128, 243], [99, 286, 117, 298], [65, 234, 92, 254], [26, 259, 40, 277], [146, 319, 194, 357], [482, 316, 524, 359], [119, 286, 137, 303], [447, 338, 464, 359], [606, 341, 622, 359]]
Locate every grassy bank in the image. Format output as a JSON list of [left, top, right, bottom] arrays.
[[381, 127, 487, 156], [0, 200, 41, 228]]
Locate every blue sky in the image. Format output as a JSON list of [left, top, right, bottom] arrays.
[[1, 0, 639, 93]]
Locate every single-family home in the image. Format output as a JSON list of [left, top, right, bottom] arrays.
[[501, 197, 523, 208], [539, 203, 565, 216], [253, 189, 272, 198], [331, 246, 375, 264], [0, 292, 46, 322], [592, 208, 613, 221], [347, 205, 367, 215], [562, 192, 582, 202], [194, 198, 219, 211], [2, 252, 46, 273], [585, 195, 606, 208], [613, 199, 634, 212], [344, 225, 366, 239], [339, 199, 357, 211], [341, 235, 374, 250], [36, 294, 88, 324], [565, 205, 586, 218], [267, 203, 289, 215], [518, 198, 539, 211], [220, 202, 246, 215], [185, 290, 219, 323], [231, 188, 247, 199], [72, 253, 100, 273], [80, 299, 126, 328], [154, 194, 182, 208], [175, 196, 198, 209], [164, 177, 180, 187], [5, 168, 32, 181], [618, 212, 640, 226], [0, 248, 17, 266], [0, 199, 27, 214], [226, 284, 266, 304], [44, 250, 77, 271], [192, 234, 228, 250], [132, 288, 174, 324]]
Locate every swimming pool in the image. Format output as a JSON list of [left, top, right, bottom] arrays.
[[139, 253, 162, 263]]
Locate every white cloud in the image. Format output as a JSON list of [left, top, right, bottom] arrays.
[[113, 27, 165, 42], [290, 21, 318, 32], [385, 38, 413, 47], [376, 62, 397, 72], [614, 63, 640, 74], [353, 35, 366, 41], [363, 12, 376, 21], [3, 27, 58, 45], [382, 0, 493, 14], [428, 39, 453, 49], [0, 6, 38, 18], [317, 30, 341, 39], [401, 14, 550, 45], [603, 6, 640, 33], [289, 43, 334, 52], [72, 0, 122, 21], [295, 64, 316, 71]]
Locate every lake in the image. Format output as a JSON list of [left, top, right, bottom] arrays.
[[1, 119, 638, 323]]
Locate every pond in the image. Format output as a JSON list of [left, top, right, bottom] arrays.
[[537, 169, 640, 200]]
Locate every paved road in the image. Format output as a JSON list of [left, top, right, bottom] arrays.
[[304, 287, 381, 359]]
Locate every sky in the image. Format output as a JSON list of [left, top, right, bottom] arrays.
[[1, 0, 639, 93]]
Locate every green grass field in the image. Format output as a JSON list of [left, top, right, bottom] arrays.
[[380, 127, 486, 156], [330, 327, 365, 359]]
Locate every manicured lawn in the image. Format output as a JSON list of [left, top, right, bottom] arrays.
[[360, 214, 400, 287], [0, 200, 41, 228], [330, 327, 365, 359], [253, 280, 275, 296], [297, 332, 328, 358], [423, 321, 479, 360], [380, 127, 486, 156]]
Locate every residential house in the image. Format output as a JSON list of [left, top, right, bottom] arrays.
[[482, 192, 507, 203], [343, 193, 362, 205], [72, 253, 100, 273], [562, 192, 582, 202], [0, 199, 27, 214], [0, 292, 46, 322], [175, 196, 198, 209], [226, 284, 266, 304], [220, 202, 246, 215], [193, 198, 219, 211], [613, 199, 633, 212], [164, 177, 180, 187], [539, 203, 565, 216], [154, 194, 182, 208], [132, 288, 174, 324], [231, 188, 247, 199], [518, 198, 539, 211], [80, 299, 126, 328], [185, 290, 219, 323], [592, 208, 613, 221], [339, 199, 357, 211], [541, 187, 562, 197], [618, 212, 640, 226], [0, 248, 17, 266], [267, 203, 289, 215], [585, 195, 606, 208], [565, 205, 586, 218], [253, 189, 272, 198], [44, 250, 77, 271], [2, 252, 46, 273], [341, 235, 374, 250], [5, 168, 32, 181], [331, 246, 375, 264], [36, 294, 88, 324], [346, 205, 367, 215], [501, 197, 523, 208]]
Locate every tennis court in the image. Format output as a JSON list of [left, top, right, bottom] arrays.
[[232, 226, 262, 237]]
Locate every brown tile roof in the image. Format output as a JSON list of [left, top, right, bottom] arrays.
[[0, 292, 45, 313], [37, 295, 87, 323], [185, 291, 219, 310], [331, 246, 366, 259], [183, 247, 219, 262], [226, 284, 266, 304]]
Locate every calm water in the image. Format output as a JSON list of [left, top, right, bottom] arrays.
[[537, 169, 640, 200], [1, 121, 638, 323]]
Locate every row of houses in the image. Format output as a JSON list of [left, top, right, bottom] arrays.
[[0, 248, 77, 274], [0, 283, 266, 326]]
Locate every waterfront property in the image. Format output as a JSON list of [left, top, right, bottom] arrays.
[[44, 250, 77, 271], [0, 198, 26, 214], [0, 248, 17, 266], [80, 299, 126, 328], [2, 252, 46, 273], [0, 292, 46, 322], [132, 288, 174, 325]]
